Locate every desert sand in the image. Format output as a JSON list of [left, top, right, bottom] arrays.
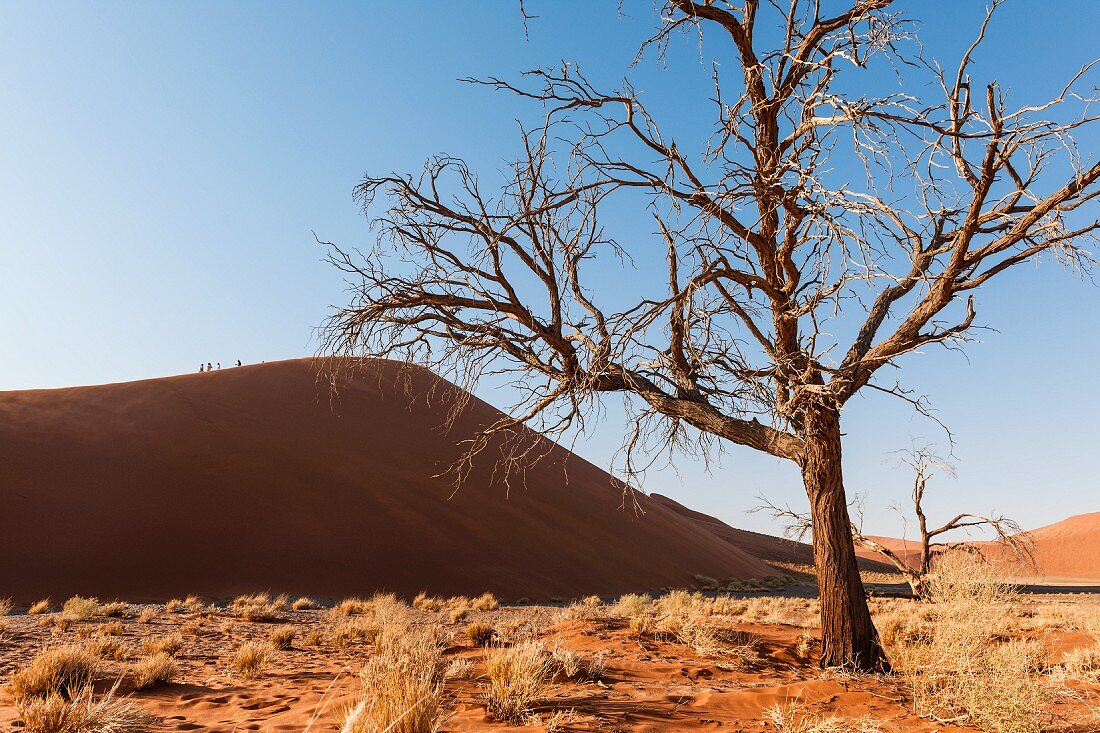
[[2, 590, 1098, 732]]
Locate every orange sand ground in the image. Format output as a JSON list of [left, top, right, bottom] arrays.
[[6, 594, 1096, 732]]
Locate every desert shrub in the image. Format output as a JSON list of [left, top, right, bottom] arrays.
[[484, 641, 552, 723], [141, 633, 183, 657], [136, 609, 157, 624], [694, 574, 720, 590], [466, 621, 495, 646], [131, 653, 178, 689], [10, 645, 99, 701], [231, 594, 282, 623], [96, 621, 123, 637], [164, 599, 185, 613], [48, 615, 73, 633], [0, 598, 12, 616], [471, 593, 500, 611], [28, 600, 52, 616], [612, 593, 651, 619], [331, 617, 380, 648], [61, 597, 100, 620], [292, 597, 319, 611], [302, 629, 326, 647], [549, 641, 605, 682], [100, 602, 127, 618], [267, 625, 296, 650], [230, 641, 274, 680], [412, 591, 444, 612], [557, 595, 604, 621], [341, 624, 444, 733], [1061, 643, 1100, 682], [628, 612, 654, 637], [889, 552, 1051, 733], [334, 597, 372, 616], [16, 684, 159, 733], [86, 637, 127, 662]]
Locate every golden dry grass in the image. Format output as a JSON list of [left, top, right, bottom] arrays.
[[230, 641, 274, 680], [465, 621, 495, 646], [470, 593, 499, 612], [140, 633, 183, 657], [16, 684, 159, 733], [9, 644, 99, 702], [292, 597, 319, 611], [27, 600, 52, 616], [340, 623, 445, 733], [484, 641, 551, 723], [61, 597, 100, 620], [131, 652, 179, 689], [100, 602, 127, 618], [268, 625, 296, 650]]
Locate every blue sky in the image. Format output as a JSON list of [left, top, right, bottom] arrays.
[[2, 1, 1097, 538]]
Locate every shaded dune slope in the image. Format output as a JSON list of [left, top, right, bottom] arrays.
[[0, 358, 772, 602]]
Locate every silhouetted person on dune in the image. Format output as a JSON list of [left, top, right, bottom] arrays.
[[199, 364, 204, 373], [236, 359, 242, 367], [207, 362, 212, 372]]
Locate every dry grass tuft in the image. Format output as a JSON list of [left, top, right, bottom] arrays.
[[340, 623, 444, 733], [16, 684, 159, 733], [28, 599, 52, 616], [100, 602, 127, 618], [61, 597, 100, 620], [0, 598, 12, 616], [10, 644, 99, 701], [612, 593, 651, 619], [230, 641, 274, 680], [292, 597, 319, 611], [136, 609, 157, 624], [96, 621, 123, 637], [471, 592, 500, 611], [268, 625, 296, 650], [231, 593, 283, 623], [1061, 643, 1100, 682], [412, 591, 445, 612], [465, 621, 496, 646], [484, 641, 552, 723], [141, 633, 183, 657], [766, 701, 882, 732], [557, 595, 604, 621], [131, 653, 179, 690], [86, 637, 127, 662], [549, 641, 606, 682]]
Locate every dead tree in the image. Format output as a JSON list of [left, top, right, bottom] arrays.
[[322, 1, 1100, 671], [759, 446, 1034, 599]]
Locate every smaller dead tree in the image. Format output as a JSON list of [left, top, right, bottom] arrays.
[[757, 446, 1033, 599]]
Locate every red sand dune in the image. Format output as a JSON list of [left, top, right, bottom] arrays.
[[853, 518, 1100, 582], [650, 494, 897, 573], [1006, 513, 1100, 581], [0, 358, 773, 603]]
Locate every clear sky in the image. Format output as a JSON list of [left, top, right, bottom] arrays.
[[2, 1, 1097, 539]]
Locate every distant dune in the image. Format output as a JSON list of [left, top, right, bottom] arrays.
[[0, 358, 773, 603], [650, 494, 898, 573], [1006, 513, 1100, 581]]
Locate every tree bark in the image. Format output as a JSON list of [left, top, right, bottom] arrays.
[[802, 406, 891, 672]]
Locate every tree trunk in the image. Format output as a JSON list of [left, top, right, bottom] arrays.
[[802, 406, 891, 672]]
